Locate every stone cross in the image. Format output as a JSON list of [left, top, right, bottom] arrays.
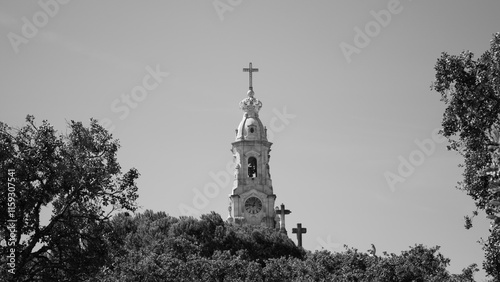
[[292, 223, 307, 247], [276, 203, 291, 234], [243, 62, 259, 90]]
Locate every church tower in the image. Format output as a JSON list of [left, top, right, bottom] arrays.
[[227, 63, 277, 228]]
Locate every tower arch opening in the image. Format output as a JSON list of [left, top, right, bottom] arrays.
[[248, 157, 257, 178]]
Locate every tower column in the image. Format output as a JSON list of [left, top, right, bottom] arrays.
[[227, 63, 277, 229]]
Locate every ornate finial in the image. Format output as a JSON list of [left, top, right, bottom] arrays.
[[239, 93, 262, 115]]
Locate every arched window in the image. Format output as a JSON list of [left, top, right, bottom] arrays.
[[248, 157, 257, 178]]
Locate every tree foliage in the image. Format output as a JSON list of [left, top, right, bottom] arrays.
[[432, 32, 500, 279], [95, 210, 477, 282], [0, 116, 139, 281]]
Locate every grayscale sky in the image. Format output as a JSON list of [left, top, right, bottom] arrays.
[[1, 1, 499, 280]]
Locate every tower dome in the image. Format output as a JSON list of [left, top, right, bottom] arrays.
[[236, 90, 267, 141]]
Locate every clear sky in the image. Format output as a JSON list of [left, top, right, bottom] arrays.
[[1, 1, 499, 280]]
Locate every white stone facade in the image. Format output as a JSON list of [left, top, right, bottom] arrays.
[[228, 90, 277, 229]]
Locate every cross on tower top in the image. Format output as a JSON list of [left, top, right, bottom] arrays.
[[243, 62, 259, 90]]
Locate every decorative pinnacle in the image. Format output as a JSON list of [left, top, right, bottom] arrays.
[[239, 92, 262, 115]]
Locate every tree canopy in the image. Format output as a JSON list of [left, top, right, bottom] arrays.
[[0, 116, 140, 281], [94, 210, 477, 282], [432, 32, 500, 279]]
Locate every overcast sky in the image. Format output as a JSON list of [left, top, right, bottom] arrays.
[[1, 1, 499, 280]]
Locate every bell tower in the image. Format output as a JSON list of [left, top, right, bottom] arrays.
[[227, 63, 277, 228]]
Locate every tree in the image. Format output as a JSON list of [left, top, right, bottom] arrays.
[[0, 116, 139, 281], [95, 210, 476, 281], [432, 32, 500, 280]]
